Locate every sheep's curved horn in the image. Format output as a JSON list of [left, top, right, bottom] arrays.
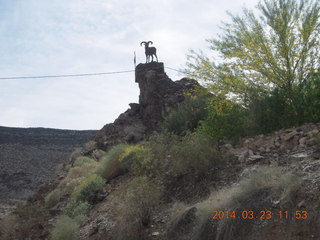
[[147, 41, 153, 45], [140, 41, 147, 46]]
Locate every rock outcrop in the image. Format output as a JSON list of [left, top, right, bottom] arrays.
[[93, 62, 198, 151], [220, 123, 320, 165]]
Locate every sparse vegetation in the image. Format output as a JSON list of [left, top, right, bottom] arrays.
[[73, 156, 96, 167], [12, 203, 50, 239], [72, 174, 105, 204], [91, 149, 106, 160], [119, 144, 149, 170], [45, 188, 62, 208], [193, 165, 302, 239], [162, 95, 208, 135], [51, 215, 79, 240], [58, 160, 99, 195], [111, 176, 163, 240], [65, 200, 90, 222], [136, 131, 221, 178], [95, 143, 129, 180]]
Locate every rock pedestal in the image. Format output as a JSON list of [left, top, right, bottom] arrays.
[[93, 62, 198, 151]]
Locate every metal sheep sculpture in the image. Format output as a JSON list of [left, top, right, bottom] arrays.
[[140, 41, 158, 63]]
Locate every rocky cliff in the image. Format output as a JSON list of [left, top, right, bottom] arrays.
[[92, 62, 198, 152]]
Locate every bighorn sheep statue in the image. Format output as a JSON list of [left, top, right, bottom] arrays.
[[140, 41, 158, 63]]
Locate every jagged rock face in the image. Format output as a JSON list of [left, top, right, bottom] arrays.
[[93, 62, 198, 151]]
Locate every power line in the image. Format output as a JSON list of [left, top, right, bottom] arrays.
[[0, 66, 187, 80], [165, 66, 188, 74], [0, 70, 135, 80]]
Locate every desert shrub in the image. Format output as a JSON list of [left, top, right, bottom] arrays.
[[95, 143, 129, 180], [130, 148, 153, 176], [51, 215, 79, 240], [69, 147, 83, 165], [83, 140, 97, 153], [12, 203, 50, 239], [45, 188, 62, 208], [168, 132, 220, 176], [197, 96, 250, 141], [111, 176, 163, 240], [132, 132, 180, 177], [58, 161, 99, 195], [165, 205, 197, 239], [119, 144, 149, 170], [163, 96, 208, 135], [137, 132, 221, 178], [14, 203, 49, 226], [91, 149, 106, 160], [65, 200, 90, 223], [73, 156, 96, 167], [72, 174, 105, 204], [193, 165, 302, 239]]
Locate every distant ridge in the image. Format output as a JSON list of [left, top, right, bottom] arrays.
[[0, 126, 96, 145], [0, 125, 97, 210]]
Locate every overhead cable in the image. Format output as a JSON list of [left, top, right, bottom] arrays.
[[0, 66, 187, 80]]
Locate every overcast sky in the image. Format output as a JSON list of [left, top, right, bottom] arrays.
[[0, 0, 259, 130]]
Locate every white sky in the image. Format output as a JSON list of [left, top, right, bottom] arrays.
[[0, 0, 259, 130]]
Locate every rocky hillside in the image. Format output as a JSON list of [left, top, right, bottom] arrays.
[[1, 62, 319, 240], [0, 126, 96, 212]]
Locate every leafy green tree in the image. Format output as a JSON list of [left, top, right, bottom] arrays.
[[187, 0, 320, 132], [187, 0, 320, 100]]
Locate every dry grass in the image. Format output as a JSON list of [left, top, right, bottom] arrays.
[[51, 215, 79, 240], [110, 176, 163, 240], [192, 164, 302, 239]]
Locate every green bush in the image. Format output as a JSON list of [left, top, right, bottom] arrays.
[[72, 174, 105, 204], [119, 144, 149, 170], [65, 200, 90, 223], [197, 97, 250, 141], [163, 96, 208, 135], [95, 143, 129, 180], [169, 132, 221, 176], [51, 215, 79, 240], [136, 132, 221, 178], [247, 74, 320, 134]]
